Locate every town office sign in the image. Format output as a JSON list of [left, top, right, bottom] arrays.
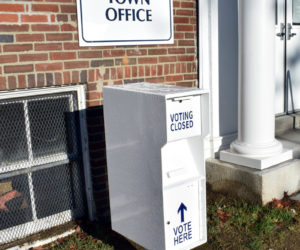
[[77, 0, 174, 46]]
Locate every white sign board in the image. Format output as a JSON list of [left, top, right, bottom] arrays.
[[76, 0, 174, 46]]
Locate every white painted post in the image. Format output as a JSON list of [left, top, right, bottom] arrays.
[[220, 0, 292, 169]]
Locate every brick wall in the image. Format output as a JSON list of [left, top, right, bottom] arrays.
[[0, 0, 198, 223]]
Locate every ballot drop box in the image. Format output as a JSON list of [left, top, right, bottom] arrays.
[[103, 83, 209, 250]]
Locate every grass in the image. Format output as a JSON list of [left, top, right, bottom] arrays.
[[40, 189, 300, 250], [199, 190, 300, 250]]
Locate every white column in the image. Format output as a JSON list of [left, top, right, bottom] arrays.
[[220, 0, 292, 169]]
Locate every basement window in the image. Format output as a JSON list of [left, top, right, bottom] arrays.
[[0, 86, 93, 245]]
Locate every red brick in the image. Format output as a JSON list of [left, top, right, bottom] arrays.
[[170, 64, 175, 74], [177, 81, 194, 87], [35, 43, 62, 51], [127, 49, 147, 56], [168, 48, 185, 54], [18, 75, 26, 88], [4, 64, 33, 73], [87, 83, 97, 91], [181, 63, 187, 73], [88, 92, 101, 100], [0, 77, 6, 90], [21, 15, 48, 23], [35, 62, 63, 71], [87, 100, 101, 107], [184, 74, 197, 80], [57, 14, 68, 22], [0, 24, 29, 32], [61, 5, 77, 13], [147, 77, 164, 83], [190, 17, 197, 25], [32, 4, 59, 12], [174, 17, 189, 24], [88, 69, 95, 82], [145, 65, 151, 76], [158, 65, 163, 76], [176, 63, 181, 73], [0, 14, 18, 22], [103, 50, 125, 57], [64, 61, 89, 69], [176, 25, 194, 32], [124, 66, 131, 78], [117, 67, 123, 79], [104, 68, 110, 80], [164, 64, 169, 75], [64, 42, 81, 50], [8, 76, 17, 89], [16, 34, 44, 42], [111, 68, 116, 80], [50, 52, 76, 60], [132, 66, 138, 78], [78, 51, 102, 59], [37, 73, 44, 87], [181, 2, 195, 8], [28, 74, 35, 88], [51, 14, 55, 22], [116, 57, 136, 66], [63, 71, 71, 84], [32, 24, 59, 31], [151, 65, 157, 76], [159, 56, 177, 63], [148, 49, 167, 55], [178, 55, 194, 62], [138, 66, 144, 77], [55, 72, 62, 85], [72, 71, 79, 83], [46, 0, 74, 2], [173, 1, 180, 8], [166, 75, 183, 82], [61, 24, 77, 31], [138, 57, 157, 64], [178, 40, 194, 46], [176, 9, 194, 16], [185, 33, 195, 39], [19, 53, 48, 62], [0, 3, 24, 12], [0, 55, 17, 63], [46, 33, 72, 41], [174, 33, 185, 39]]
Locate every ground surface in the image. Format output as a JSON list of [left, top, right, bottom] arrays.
[[37, 189, 300, 250]]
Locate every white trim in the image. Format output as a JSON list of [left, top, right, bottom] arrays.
[[199, 0, 222, 158], [1, 210, 76, 245], [7, 229, 75, 250]]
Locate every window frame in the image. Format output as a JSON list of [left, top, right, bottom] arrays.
[[0, 86, 94, 244]]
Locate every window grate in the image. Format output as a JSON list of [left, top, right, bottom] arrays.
[[0, 89, 88, 245]]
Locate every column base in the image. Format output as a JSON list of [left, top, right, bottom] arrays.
[[220, 148, 293, 170]]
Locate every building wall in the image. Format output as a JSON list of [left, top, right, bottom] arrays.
[[0, 0, 199, 223]]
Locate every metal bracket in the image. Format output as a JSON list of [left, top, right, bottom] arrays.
[[276, 23, 286, 40], [287, 23, 296, 40]]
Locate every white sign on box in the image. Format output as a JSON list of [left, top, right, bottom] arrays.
[[76, 0, 174, 46]]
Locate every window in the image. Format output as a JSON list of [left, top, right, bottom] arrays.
[[0, 86, 92, 245]]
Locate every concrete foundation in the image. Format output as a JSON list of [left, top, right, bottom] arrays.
[[206, 158, 300, 205], [208, 115, 300, 205]]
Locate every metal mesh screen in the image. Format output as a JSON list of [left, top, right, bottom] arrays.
[[0, 91, 87, 245]]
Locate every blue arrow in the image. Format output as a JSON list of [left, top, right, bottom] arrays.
[[177, 203, 187, 223]]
